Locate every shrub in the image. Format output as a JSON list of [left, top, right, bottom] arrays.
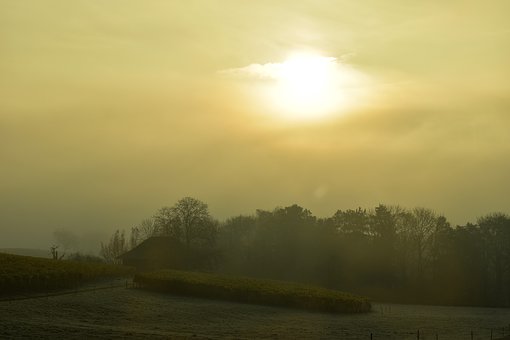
[[135, 270, 371, 313]]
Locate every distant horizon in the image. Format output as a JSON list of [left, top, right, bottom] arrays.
[[1, 198, 507, 252]]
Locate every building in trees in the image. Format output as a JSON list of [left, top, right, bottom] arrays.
[[119, 236, 218, 271]]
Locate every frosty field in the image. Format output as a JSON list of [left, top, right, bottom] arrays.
[[1, 284, 509, 339]]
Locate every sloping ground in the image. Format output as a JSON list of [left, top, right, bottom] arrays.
[[135, 269, 371, 313], [0, 252, 134, 295], [0, 248, 52, 258], [0, 288, 509, 339]]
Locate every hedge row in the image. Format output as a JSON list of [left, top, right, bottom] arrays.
[[135, 270, 371, 313]]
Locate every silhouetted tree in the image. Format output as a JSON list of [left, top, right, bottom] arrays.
[[154, 197, 218, 248], [50, 245, 65, 260], [103, 200, 510, 307], [332, 207, 369, 236], [478, 213, 510, 305], [100, 229, 127, 264], [153, 206, 182, 240], [130, 218, 158, 248], [368, 204, 398, 286]]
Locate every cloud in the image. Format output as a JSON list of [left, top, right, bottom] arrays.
[[220, 62, 284, 80], [219, 54, 340, 81]]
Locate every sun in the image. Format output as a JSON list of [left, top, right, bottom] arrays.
[[222, 51, 369, 122], [270, 52, 342, 120]]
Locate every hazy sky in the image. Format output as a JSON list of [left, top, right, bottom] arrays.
[[1, 1, 509, 251]]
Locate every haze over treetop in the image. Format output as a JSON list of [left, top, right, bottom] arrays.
[[1, 1, 509, 248]]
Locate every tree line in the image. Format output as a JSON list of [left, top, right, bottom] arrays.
[[101, 197, 510, 307]]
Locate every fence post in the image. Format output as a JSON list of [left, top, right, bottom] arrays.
[[470, 330, 473, 340], [490, 329, 493, 340], [417, 329, 420, 340], [370, 333, 372, 340]]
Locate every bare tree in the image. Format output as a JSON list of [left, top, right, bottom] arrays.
[[153, 207, 181, 239], [100, 229, 128, 264], [154, 197, 217, 248], [395, 207, 445, 283], [130, 218, 158, 248], [50, 245, 65, 260], [130, 226, 140, 249]]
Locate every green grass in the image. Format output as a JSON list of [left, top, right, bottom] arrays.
[[135, 270, 371, 313], [0, 252, 134, 295]]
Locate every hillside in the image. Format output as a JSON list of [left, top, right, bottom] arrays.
[[0, 252, 134, 295], [0, 248, 52, 259]]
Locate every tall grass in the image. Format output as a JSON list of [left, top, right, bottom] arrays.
[[135, 270, 371, 313], [0, 252, 134, 294]]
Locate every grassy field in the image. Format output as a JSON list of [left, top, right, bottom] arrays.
[[0, 252, 134, 295], [135, 270, 371, 313], [1, 288, 508, 339]]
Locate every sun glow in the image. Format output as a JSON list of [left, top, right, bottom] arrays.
[[271, 53, 341, 119], [222, 51, 370, 122]]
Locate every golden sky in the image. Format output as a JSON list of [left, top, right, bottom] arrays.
[[1, 1, 509, 249]]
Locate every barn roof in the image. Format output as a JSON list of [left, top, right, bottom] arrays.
[[119, 236, 184, 260]]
